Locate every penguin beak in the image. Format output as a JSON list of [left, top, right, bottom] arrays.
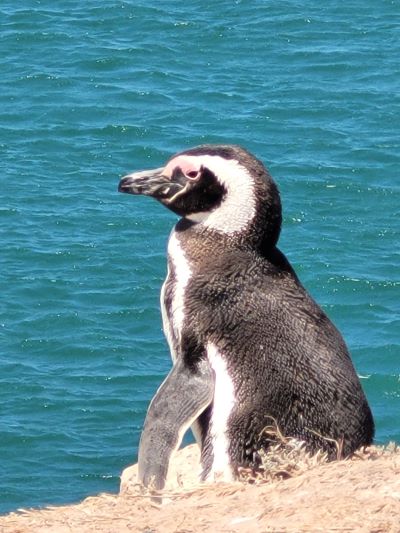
[[118, 167, 185, 201]]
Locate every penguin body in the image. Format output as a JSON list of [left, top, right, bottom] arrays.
[[118, 145, 374, 491]]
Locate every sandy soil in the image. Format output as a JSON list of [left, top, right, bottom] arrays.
[[1, 443, 399, 533]]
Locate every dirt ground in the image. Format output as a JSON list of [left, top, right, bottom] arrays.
[[1, 443, 399, 533]]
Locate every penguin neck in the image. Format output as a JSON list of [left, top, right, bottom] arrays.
[[176, 208, 281, 256]]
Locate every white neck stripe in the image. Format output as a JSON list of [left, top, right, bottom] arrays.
[[178, 155, 256, 234]]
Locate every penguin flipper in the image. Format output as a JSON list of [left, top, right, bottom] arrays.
[[138, 357, 214, 492]]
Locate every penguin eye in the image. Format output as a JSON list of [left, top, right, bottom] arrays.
[[185, 169, 201, 180]]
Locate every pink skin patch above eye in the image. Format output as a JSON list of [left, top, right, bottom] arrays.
[[163, 155, 200, 180]]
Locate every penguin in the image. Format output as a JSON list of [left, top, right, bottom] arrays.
[[118, 144, 374, 493]]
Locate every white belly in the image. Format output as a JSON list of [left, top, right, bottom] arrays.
[[161, 230, 192, 360], [205, 342, 236, 482], [160, 270, 176, 361], [161, 230, 203, 446]]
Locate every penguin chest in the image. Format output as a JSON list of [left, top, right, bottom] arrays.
[[160, 231, 193, 361]]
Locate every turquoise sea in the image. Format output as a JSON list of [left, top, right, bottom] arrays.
[[1, 0, 399, 515]]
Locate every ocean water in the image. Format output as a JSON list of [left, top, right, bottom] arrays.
[[1, 0, 399, 515]]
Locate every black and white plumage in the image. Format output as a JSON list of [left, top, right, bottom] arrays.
[[118, 144, 374, 492]]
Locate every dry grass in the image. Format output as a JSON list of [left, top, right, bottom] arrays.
[[1, 441, 399, 533], [238, 418, 399, 485]]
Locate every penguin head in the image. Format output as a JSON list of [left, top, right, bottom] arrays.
[[119, 145, 282, 247]]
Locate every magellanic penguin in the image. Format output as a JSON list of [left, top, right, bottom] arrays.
[[118, 144, 374, 494]]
